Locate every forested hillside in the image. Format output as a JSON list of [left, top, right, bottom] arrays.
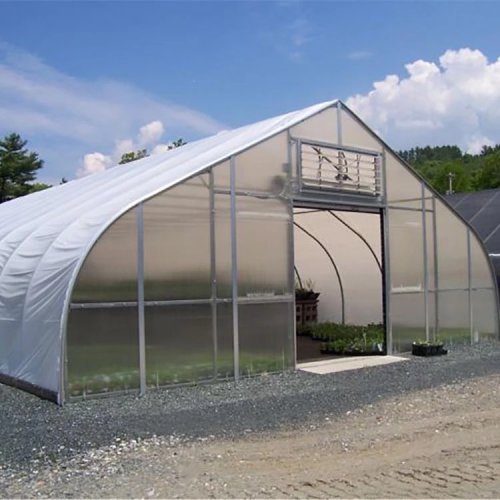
[[398, 144, 500, 194]]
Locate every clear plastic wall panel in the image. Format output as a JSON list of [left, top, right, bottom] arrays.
[[215, 194, 232, 298], [144, 304, 213, 386], [388, 209, 425, 291], [238, 302, 292, 376], [385, 151, 423, 202], [72, 209, 137, 303], [490, 256, 500, 293], [234, 133, 288, 193], [470, 232, 496, 289], [435, 198, 468, 289], [340, 109, 383, 152], [290, 107, 338, 144], [67, 307, 139, 397], [388, 199, 423, 210], [236, 196, 291, 297], [472, 289, 498, 340], [294, 210, 383, 325], [426, 210, 436, 291], [391, 292, 425, 352], [213, 160, 231, 189], [437, 291, 470, 344], [215, 302, 234, 378], [143, 175, 211, 301]]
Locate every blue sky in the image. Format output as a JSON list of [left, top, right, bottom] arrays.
[[1, 1, 500, 183]]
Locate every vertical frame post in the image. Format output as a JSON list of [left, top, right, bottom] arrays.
[[209, 169, 218, 378], [137, 202, 146, 396], [467, 228, 473, 343], [287, 130, 296, 369], [229, 156, 240, 381], [421, 182, 430, 342], [432, 196, 440, 339], [336, 101, 343, 145], [381, 150, 392, 354]]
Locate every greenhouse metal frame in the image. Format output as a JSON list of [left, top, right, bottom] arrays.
[[0, 100, 498, 404]]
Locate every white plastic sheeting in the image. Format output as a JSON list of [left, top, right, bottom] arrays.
[[0, 100, 335, 398]]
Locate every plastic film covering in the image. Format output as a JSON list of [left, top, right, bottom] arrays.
[[435, 198, 468, 289], [388, 208, 425, 291], [67, 209, 139, 396], [144, 304, 214, 386], [236, 196, 291, 298], [143, 175, 211, 301], [238, 302, 291, 376], [340, 108, 383, 152], [437, 291, 470, 344], [391, 292, 425, 352], [385, 150, 423, 203], [290, 107, 338, 144], [0, 99, 335, 396], [472, 289, 498, 339], [67, 306, 139, 397], [72, 209, 138, 303], [233, 133, 288, 193]]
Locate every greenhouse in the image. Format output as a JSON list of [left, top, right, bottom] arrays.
[[446, 188, 500, 294], [0, 100, 498, 405]]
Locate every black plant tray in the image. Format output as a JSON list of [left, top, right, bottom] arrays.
[[412, 344, 448, 357]]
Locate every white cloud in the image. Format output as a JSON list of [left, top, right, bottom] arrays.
[[78, 152, 113, 177], [138, 120, 164, 146], [347, 48, 500, 153], [0, 42, 224, 180]]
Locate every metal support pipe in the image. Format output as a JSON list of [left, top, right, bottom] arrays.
[[381, 151, 392, 354], [336, 101, 343, 145], [209, 169, 218, 378], [294, 266, 303, 289], [421, 183, 430, 342], [293, 221, 346, 324], [432, 196, 440, 338], [229, 156, 239, 381], [137, 202, 146, 396], [287, 130, 297, 369], [467, 229, 473, 343], [327, 211, 382, 272]]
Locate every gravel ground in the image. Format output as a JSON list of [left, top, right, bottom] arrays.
[[1, 342, 500, 497]]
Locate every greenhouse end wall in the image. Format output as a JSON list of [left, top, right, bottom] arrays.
[[67, 133, 295, 398], [63, 101, 499, 401]]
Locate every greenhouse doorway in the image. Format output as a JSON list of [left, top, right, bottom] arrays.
[[293, 207, 385, 363]]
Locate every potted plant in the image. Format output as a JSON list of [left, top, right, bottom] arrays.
[[295, 279, 320, 327], [412, 339, 448, 357]]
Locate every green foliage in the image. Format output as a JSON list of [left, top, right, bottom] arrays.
[[398, 143, 500, 194], [309, 322, 385, 355], [0, 133, 44, 203], [118, 149, 148, 165], [472, 151, 500, 191], [118, 139, 187, 165]]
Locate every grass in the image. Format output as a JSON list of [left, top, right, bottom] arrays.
[[67, 346, 291, 397]]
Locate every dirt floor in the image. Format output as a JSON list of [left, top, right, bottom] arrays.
[[3, 373, 500, 498]]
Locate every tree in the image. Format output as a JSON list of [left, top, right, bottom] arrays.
[[118, 149, 148, 165], [118, 139, 187, 165], [0, 133, 44, 203], [473, 151, 500, 190]]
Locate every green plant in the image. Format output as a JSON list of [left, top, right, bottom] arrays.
[[413, 339, 444, 347]]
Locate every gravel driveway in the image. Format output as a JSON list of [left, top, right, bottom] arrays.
[[1, 342, 500, 498]]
